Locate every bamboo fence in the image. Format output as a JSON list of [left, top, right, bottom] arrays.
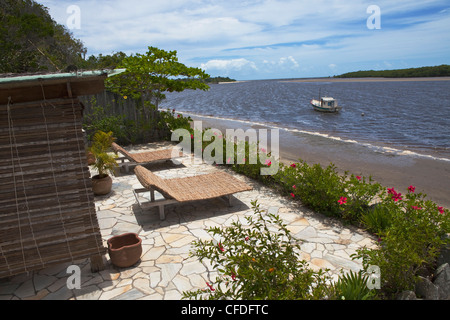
[[0, 97, 106, 278]]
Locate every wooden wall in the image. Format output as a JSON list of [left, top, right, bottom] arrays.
[[0, 97, 105, 278]]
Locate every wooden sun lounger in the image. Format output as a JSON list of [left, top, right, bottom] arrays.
[[111, 142, 182, 172], [133, 165, 253, 220]]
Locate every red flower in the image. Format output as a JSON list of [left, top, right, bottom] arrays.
[[191, 134, 194, 139], [231, 272, 237, 281], [356, 176, 361, 181], [408, 185, 416, 193], [290, 193, 295, 198], [290, 163, 296, 168], [338, 197, 347, 205], [387, 187, 396, 195], [387, 187, 402, 201], [411, 206, 422, 210], [265, 159, 272, 166], [245, 236, 249, 241], [218, 242, 225, 252], [177, 114, 181, 118], [292, 185, 296, 189], [392, 192, 402, 202], [206, 282, 215, 291], [438, 206, 445, 214]]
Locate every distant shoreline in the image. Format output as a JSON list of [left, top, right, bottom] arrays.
[[281, 77, 450, 83], [218, 81, 248, 84]]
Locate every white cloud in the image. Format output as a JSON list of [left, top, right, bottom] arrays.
[[36, 0, 450, 79], [201, 58, 258, 74], [279, 56, 299, 68]]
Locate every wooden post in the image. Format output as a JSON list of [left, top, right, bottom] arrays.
[[89, 254, 105, 273]]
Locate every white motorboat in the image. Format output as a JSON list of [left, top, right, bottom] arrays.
[[310, 96, 342, 113]]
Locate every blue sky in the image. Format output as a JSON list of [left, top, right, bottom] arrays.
[[37, 0, 450, 80]]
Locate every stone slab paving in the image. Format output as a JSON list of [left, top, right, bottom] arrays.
[[0, 142, 377, 300]]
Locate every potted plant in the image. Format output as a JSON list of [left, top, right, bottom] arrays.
[[89, 131, 118, 195]]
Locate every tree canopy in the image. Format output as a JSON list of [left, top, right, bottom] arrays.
[[0, 0, 87, 73], [106, 46, 210, 110], [335, 65, 450, 78]]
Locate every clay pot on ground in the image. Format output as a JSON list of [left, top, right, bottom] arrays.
[[107, 233, 143, 268], [91, 174, 112, 195]]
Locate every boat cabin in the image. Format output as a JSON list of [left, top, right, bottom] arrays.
[[321, 97, 336, 108]]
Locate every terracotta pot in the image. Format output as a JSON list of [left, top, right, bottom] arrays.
[[107, 233, 142, 268], [91, 174, 112, 195]]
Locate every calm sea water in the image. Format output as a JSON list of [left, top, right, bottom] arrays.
[[160, 79, 450, 161]]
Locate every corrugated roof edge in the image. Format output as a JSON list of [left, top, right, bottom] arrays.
[[0, 68, 126, 84]]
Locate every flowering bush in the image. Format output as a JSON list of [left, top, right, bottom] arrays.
[[276, 160, 346, 217], [275, 161, 382, 223], [182, 201, 331, 300], [354, 186, 450, 298], [159, 109, 192, 133], [179, 133, 449, 299]]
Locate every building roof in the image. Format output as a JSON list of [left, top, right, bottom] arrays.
[[0, 69, 125, 104]]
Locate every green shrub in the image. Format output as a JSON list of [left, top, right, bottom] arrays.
[[328, 270, 377, 300], [275, 161, 346, 218], [182, 200, 331, 300], [159, 109, 193, 133], [354, 186, 450, 298], [341, 174, 382, 222], [361, 203, 394, 236]]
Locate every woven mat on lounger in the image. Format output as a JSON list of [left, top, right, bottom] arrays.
[[134, 165, 253, 202], [112, 142, 179, 163]]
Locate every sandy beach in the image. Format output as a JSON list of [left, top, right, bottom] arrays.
[[184, 114, 450, 209]]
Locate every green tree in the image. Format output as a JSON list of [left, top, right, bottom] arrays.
[[106, 46, 210, 122], [0, 0, 86, 73]]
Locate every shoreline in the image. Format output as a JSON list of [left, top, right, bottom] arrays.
[[183, 114, 450, 209], [279, 76, 450, 83]]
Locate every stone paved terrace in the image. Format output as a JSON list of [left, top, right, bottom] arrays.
[[0, 142, 377, 300]]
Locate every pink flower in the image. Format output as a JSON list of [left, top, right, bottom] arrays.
[[218, 242, 225, 252], [260, 147, 267, 153], [227, 157, 231, 164], [387, 187, 396, 195], [392, 192, 402, 202], [191, 134, 194, 139], [290, 163, 296, 168], [438, 206, 445, 214], [387, 187, 402, 201], [356, 176, 361, 181], [292, 185, 296, 189], [338, 197, 347, 205], [290, 193, 295, 198], [411, 206, 422, 210], [265, 159, 271, 166], [408, 185, 416, 193]]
